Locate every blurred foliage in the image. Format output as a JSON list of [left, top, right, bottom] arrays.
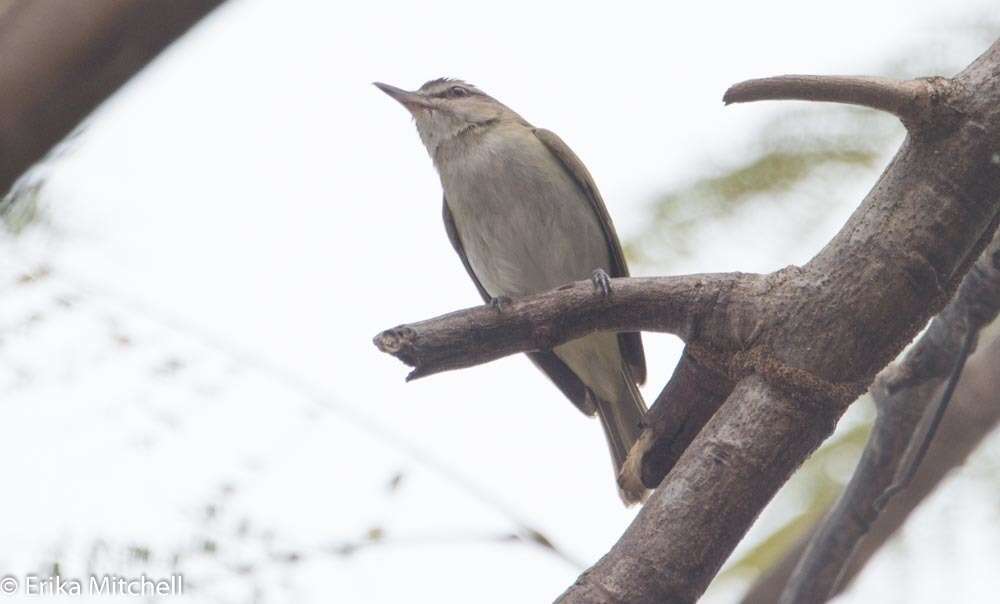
[[625, 142, 881, 264], [626, 15, 999, 271], [623, 100, 906, 270], [1, 182, 43, 234]]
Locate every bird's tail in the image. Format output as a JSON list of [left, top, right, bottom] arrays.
[[593, 369, 648, 504]]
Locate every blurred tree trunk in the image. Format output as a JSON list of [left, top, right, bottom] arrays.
[[0, 0, 227, 196]]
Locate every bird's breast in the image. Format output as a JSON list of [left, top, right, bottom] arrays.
[[439, 133, 611, 298]]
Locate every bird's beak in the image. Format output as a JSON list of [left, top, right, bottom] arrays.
[[374, 82, 432, 111]]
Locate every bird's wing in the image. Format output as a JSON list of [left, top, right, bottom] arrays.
[[442, 197, 596, 416], [441, 197, 491, 302], [532, 128, 647, 384]]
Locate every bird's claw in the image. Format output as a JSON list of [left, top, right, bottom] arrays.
[[489, 295, 512, 313], [591, 269, 612, 298]]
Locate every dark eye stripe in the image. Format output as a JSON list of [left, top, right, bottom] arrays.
[[430, 86, 474, 99]]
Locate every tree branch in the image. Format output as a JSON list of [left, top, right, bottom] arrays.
[[374, 273, 748, 380], [0, 0, 227, 196], [636, 347, 733, 488], [722, 75, 958, 129], [374, 38, 1000, 604], [561, 374, 845, 603], [777, 228, 1000, 603], [742, 332, 1000, 604], [554, 39, 1000, 602]]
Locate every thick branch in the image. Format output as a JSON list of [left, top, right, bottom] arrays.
[[637, 347, 733, 488], [559, 375, 844, 603], [0, 0, 227, 195], [743, 333, 1000, 603], [778, 229, 1000, 603], [374, 273, 746, 380], [722, 75, 956, 128], [372, 38, 1000, 604], [557, 39, 1000, 603]]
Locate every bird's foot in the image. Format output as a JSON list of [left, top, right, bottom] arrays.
[[591, 268, 612, 298], [489, 295, 512, 313]]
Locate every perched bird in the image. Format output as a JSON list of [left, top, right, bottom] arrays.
[[375, 78, 648, 503]]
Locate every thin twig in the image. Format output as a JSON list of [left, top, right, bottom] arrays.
[[873, 323, 975, 510], [329, 530, 585, 569], [10, 258, 586, 571]]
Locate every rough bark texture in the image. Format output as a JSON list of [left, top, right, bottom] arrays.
[[638, 348, 733, 487], [0, 0, 227, 196], [564, 375, 843, 603], [376, 40, 1000, 603], [743, 332, 1000, 604], [777, 230, 1000, 603]]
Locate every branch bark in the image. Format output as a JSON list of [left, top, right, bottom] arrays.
[[721, 75, 959, 129], [637, 347, 733, 487], [777, 229, 1000, 603], [0, 0, 227, 196], [553, 43, 1000, 602], [742, 330, 1000, 604], [375, 39, 1000, 603], [374, 273, 747, 380]]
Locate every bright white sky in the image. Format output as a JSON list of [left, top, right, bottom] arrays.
[[1, 0, 998, 602]]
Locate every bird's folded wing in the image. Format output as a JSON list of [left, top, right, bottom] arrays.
[[532, 128, 647, 384], [442, 197, 597, 416]]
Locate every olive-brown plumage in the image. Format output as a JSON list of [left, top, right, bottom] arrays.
[[376, 78, 647, 503]]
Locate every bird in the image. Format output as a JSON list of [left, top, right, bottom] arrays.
[[375, 78, 648, 503]]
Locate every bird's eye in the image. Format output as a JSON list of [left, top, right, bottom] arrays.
[[448, 86, 469, 98]]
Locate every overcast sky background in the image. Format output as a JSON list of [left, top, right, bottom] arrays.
[[1, 0, 999, 602]]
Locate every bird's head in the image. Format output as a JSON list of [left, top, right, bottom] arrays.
[[374, 78, 516, 159]]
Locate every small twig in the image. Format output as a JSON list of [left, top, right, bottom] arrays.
[[15, 259, 585, 572], [873, 323, 975, 509], [329, 530, 587, 570], [723, 75, 942, 127]]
